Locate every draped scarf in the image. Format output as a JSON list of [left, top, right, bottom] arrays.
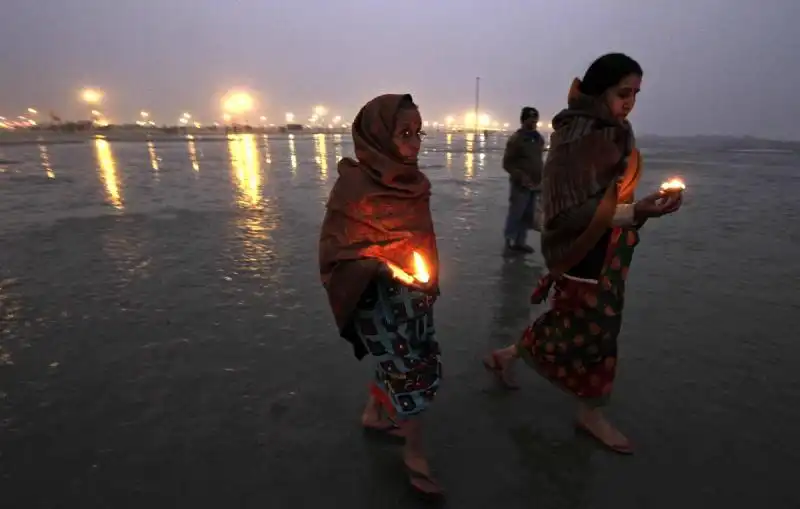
[[539, 79, 640, 276]]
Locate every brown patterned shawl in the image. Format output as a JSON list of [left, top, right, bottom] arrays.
[[539, 79, 638, 276], [318, 94, 439, 358]]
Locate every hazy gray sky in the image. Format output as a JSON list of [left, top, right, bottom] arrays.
[[1, 0, 798, 138]]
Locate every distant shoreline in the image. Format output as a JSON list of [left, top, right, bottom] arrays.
[[0, 127, 797, 150], [0, 126, 495, 146]]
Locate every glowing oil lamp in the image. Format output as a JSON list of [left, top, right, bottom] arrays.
[[386, 251, 430, 285]]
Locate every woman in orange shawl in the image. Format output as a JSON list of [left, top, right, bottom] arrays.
[[319, 94, 443, 498], [483, 54, 683, 454]]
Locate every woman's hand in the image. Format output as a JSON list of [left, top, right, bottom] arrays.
[[634, 191, 683, 220]]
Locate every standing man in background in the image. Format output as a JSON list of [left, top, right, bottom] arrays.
[[502, 106, 545, 254]]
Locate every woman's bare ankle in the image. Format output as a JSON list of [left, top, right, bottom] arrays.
[[495, 345, 518, 363], [577, 403, 604, 424], [361, 395, 384, 425]]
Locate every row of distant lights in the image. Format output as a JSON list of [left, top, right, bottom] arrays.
[[1, 110, 552, 132], [87, 89, 351, 128], [0, 108, 39, 129], [2, 115, 552, 131], [2, 88, 554, 131]]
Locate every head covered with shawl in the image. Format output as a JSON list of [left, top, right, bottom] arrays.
[[319, 94, 439, 358], [540, 53, 644, 275]]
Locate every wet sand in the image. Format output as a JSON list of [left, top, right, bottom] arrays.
[[0, 133, 798, 508]]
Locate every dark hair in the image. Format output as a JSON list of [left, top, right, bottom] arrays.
[[580, 53, 643, 97], [520, 106, 539, 123]]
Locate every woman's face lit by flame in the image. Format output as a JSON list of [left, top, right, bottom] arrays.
[[393, 107, 423, 162], [605, 73, 642, 121]]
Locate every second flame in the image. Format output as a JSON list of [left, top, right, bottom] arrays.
[[660, 178, 686, 192], [387, 251, 430, 285]]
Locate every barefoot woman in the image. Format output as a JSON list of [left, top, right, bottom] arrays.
[[319, 94, 444, 497], [484, 53, 682, 453]]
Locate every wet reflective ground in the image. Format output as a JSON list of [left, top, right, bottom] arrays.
[[0, 133, 798, 508]]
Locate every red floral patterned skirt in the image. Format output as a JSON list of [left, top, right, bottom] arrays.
[[517, 228, 639, 406]]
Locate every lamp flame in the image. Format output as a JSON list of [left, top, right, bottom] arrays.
[[660, 178, 686, 192], [387, 251, 430, 285], [412, 251, 430, 283]]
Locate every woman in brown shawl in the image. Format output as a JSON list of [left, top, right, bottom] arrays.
[[319, 94, 443, 498], [483, 54, 683, 454]]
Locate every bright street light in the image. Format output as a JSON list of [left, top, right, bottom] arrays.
[[465, 111, 491, 127], [222, 90, 255, 115], [285, 112, 295, 123], [81, 88, 103, 104]]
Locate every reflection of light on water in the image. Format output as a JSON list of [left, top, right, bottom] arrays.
[[262, 134, 272, 164], [465, 133, 475, 180], [231, 136, 279, 276], [147, 141, 159, 172], [465, 152, 474, 180], [187, 135, 200, 171], [334, 133, 343, 162], [446, 133, 453, 170], [94, 138, 123, 209], [479, 152, 486, 170], [39, 144, 54, 179], [236, 211, 279, 278], [288, 134, 297, 174], [313, 133, 328, 179], [228, 133, 262, 208]]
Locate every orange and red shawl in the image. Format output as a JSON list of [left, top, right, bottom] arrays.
[[539, 79, 640, 276], [318, 94, 439, 359]]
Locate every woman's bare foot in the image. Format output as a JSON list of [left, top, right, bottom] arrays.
[[402, 419, 444, 498], [404, 451, 444, 498], [361, 395, 404, 438], [483, 346, 520, 390], [576, 405, 633, 454]]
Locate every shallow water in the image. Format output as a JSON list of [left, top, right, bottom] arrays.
[[0, 132, 798, 508]]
